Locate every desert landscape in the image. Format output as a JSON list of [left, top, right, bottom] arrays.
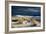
[[11, 15, 41, 28], [11, 6, 41, 28]]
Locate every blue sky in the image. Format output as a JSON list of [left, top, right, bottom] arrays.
[[11, 6, 41, 16]]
